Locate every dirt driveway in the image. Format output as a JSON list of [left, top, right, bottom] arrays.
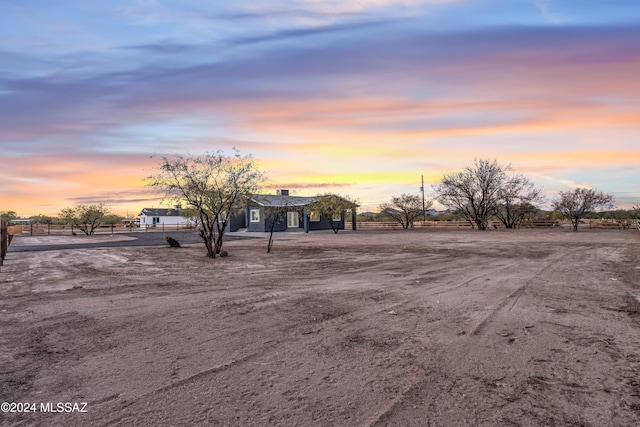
[[1, 229, 639, 426]]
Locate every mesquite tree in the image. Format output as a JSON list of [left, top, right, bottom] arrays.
[[307, 194, 358, 234], [59, 203, 110, 235], [552, 188, 614, 231], [434, 159, 543, 230], [493, 173, 544, 229], [434, 159, 507, 230], [148, 150, 264, 258], [103, 214, 125, 234], [379, 194, 432, 229], [0, 211, 17, 222]]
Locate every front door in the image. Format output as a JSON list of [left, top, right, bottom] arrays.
[[287, 212, 299, 228]]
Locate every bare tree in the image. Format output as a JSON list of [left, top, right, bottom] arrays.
[[307, 194, 358, 234], [494, 174, 544, 229], [552, 188, 614, 231], [434, 159, 509, 230], [59, 203, 110, 235], [379, 194, 432, 229], [433, 159, 544, 230], [148, 150, 264, 258]]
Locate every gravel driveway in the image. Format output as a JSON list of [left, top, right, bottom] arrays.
[[8, 230, 260, 252]]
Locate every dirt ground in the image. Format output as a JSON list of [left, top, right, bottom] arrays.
[[1, 229, 640, 426]]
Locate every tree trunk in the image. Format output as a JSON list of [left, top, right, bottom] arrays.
[[475, 218, 487, 230], [214, 220, 228, 255], [205, 240, 215, 258], [199, 222, 216, 258], [200, 229, 215, 258], [329, 219, 340, 234], [267, 220, 277, 253], [214, 234, 224, 255]]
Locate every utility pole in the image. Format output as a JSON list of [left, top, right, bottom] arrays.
[[421, 175, 426, 221]]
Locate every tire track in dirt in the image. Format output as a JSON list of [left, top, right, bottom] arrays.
[[102, 349, 273, 426], [426, 260, 522, 298], [465, 254, 567, 336], [100, 288, 413, 422], [212, 290, 296, 317], [364, 374, 434, 427], [468, 279, 532, 336], [358, 254, 566, 425], [296, 297, 416, 335], [275, 258, 536, 426]]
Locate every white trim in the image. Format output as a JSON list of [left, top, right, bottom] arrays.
[[250, 209, 260, 222]]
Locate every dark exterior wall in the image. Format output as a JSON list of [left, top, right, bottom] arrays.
[[226, 210, 246, 232], [265, 216, 287, 232], [307, 214, 345, 231], [247, 206, 266, 232], [244, 202, 347, 233], [245, 205, 305, 232]]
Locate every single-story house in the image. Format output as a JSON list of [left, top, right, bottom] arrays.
[[139, 205, 195, 229], [138, 191, 357, 233], [245, 190, 357, 233]]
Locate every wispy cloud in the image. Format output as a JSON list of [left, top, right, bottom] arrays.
[[226, 19, 397, 45], [66, 190, 161, 206], [3, 1, 640, 214], [531, 0, 566, 24]]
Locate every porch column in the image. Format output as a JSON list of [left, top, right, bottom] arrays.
[[352, 208, 357, 231], [304, 213, 309, 233]]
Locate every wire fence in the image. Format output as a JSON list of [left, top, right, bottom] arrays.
[[6, 218, 638, 238], [349, 219, 639, 230], [12, 223, 198, 236]]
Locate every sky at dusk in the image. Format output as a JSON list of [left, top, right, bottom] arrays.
[[1, 0, 639, 217]]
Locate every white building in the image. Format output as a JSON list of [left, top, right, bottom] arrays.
[[139, 206, 194, 229]]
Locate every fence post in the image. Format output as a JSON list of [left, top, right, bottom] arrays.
[[1, 219, 7, 267]]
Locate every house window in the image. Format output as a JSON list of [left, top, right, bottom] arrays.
[[250, 209, 260, 222], [309, 211, 320, 222], [152, 217, 160, 224]]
